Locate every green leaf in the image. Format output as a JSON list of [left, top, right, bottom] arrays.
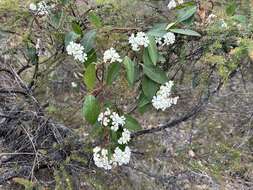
[[226, 2, 237, 16], [27, 46, 38, 65], [232, 15, 246, 24], [166, 22, 177, 30], [84, 63, 96, 91], [60, 0, 70, 4], [72, 21, 82, 35], [90, 122, 104, 138], [81, 30, 96, 52], [138, 91, 150, 108], [147, 36, 158, 65], [82, 95, 100, 124], [143, 48, 153, 66], [124, 115, 142, 132], [106, 63, 121, 85], [123, 56, 135, 86], [88, 11, 102, 28], [177, 5, 197, 23], [142, 64, 168, 84], [148, 23, 167, 37], [50, 11, 64, 28], [142, 76, 159, 100], [84, 48, 97, 67], [137, 92, 151, 114], [64, 31, 80, 47], [170, 29, 201, 37]]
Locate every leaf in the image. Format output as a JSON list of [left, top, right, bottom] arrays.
[[81, 30, 96, 52], [84, 48, 97, 67], [50, 11, 64, 28], [84, 63, 96, 91], [143, 48, 153, 66], [147, 36, 158, 65], [106, 63, 121, 85], [226, 2, 237, 16], [177, 5, 197, 23], [166, 22, 177, 30], [123, 56, 135, 86], [90, 122, 104, 138], [124, 115, 142, 132], [137, 92, 151, 114], [27, 46, 38, 65], [64, 31, 80, 47], [142, 76, 160, 100], [142, 64, 168, 84], [13, 178, 34, 190], [82, 95, 100, 124], [88, 11, 102, 28], [148, 23, 168, 37], [138, 91, 150, 108], [232, 15, 246, 24], [72, 21, 82, 35], [170, 29, 201, 37], [60, 0, 70, 4]]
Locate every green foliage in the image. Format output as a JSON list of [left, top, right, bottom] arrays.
[[170, 28, 201, 37], [142, 76, 159, 100], [88, 11, 103, 28], [142, 64, 168, 84], [83, 95, 100, 124], [65, 31, 80, 47], [124, 115, 142, 132], [81, 30, 97, 52], [106, 62, 121, 85], [84, 63, 96, 91], [147, 36, 159, 65], [123, 56, 135, 87]]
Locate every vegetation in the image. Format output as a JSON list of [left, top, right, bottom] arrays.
[[0, 0, 252, 189]]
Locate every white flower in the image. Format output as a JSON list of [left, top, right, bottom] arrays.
[[71, 82, 78, 88], [66, 41, 87, 62], [152, 81, 179, 111], [93, 146, 132, 169], [103, 48, 122, 63], [155, 37, 163, 45], [29, 3, 37, 11], [37, 1, 49, 16], [156, 32, 176, 46], [93, 147, 113, 170], [206, 14, 217, 24], [167, 0, 177, 10], [129, 32, 149, 51], [113, 146, 131, 166], [221, 19, 228, 28], [93, 146, 101, 153], [98, 112, 110, 126], [178, 0, 184, 5], [110, 112, 126, 131], [163, 32, 176, 45], [118, 129, 131, 144]]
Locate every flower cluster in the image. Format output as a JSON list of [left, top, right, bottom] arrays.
[[129, 32, 150, 51], [118, 128, 131, 144], [94, 108, 132, 170], [152, 81, 179, 111], [93, 146, 131, 170], [66, 41, 87, 62], [29, 1, 50, 16], [98, 108, 126, 131], [156, 32, 176, 46], [103, 48, 122, 63], [167, 0, 184, 10]]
